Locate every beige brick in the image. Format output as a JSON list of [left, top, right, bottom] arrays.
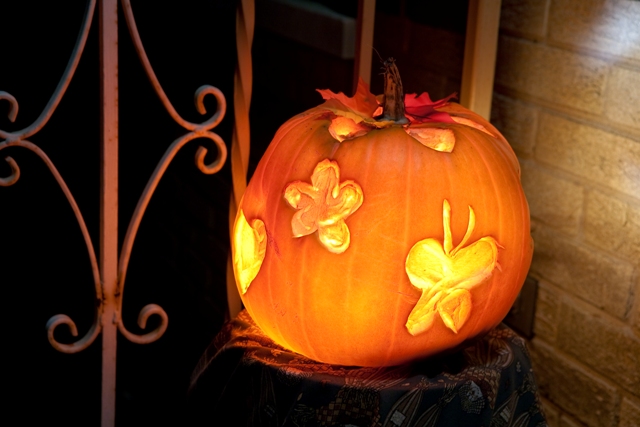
[[536, 113, 640, 198], [530, 338, 619, 427], [619, 396, 640, 427], [541, 396, 561, 427], [491, 94, 538, 155], [559, 414, 586, 427], [585, 190, 640, 263], [521, 161, 583, 235], [531, 225, 635, 318], [632, 277, 640, 333], [495, 36, 609, 114], [556, 296, 640, 397], [534, 281, 561, 342], [605, 67, 640, 131], [500, 0, 550, 40], [548, 0, 640, 64]]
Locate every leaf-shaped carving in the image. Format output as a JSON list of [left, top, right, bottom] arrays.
[[233, 209, 267, 294], [405, 127, 456, 153], [438, 289, 472, 334], [405, 200, 499, 335], [328, 116, 371, 142], [451, 117, 494, 137], [284, 159, 363, 254]]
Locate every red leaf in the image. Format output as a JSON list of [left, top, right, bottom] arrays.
[[404, 92, 458, 124], [317, 79, 458, 126]]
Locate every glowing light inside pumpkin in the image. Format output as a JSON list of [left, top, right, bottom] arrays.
[[438, 288, 472, 333], [328, 116, 371, 142], [284, 159, 363, 254], [233, 209, 267, 294], [405, 128, 456, 153], [405, 199, 499, 335]]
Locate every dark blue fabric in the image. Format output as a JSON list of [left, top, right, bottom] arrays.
[[188, 311, 548, 427]]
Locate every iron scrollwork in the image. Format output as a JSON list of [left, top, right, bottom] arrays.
[[1, 0, 228, 351]]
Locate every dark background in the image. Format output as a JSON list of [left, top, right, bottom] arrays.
[[1, 1, 468, 425]]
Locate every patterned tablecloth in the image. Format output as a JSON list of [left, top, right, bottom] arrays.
[[188, 310, 547, 427]]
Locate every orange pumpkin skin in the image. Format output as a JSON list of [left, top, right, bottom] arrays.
[[234, 101, 533, 367]]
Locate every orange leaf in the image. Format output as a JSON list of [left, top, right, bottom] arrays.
[[317, 78, 379, 119]]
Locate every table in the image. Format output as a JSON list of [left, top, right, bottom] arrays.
[[188, 310, 547, 427]]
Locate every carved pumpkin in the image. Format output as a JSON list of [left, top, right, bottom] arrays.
[[232, 60, 532, 367]]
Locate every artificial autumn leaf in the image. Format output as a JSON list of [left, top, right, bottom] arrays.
[[404, 92, 458, 124], [284, 159, 363, 254], [318, 78, 490, 154], [233, 209, 267, 294], [318, 78, 457, 129], [317, 79, 379, 124], [405, 199, 499, 335]]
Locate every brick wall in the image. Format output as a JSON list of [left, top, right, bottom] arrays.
[[490, 1, 640, 426]]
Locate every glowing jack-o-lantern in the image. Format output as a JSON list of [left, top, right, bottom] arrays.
[[232, 60, 533, 367]]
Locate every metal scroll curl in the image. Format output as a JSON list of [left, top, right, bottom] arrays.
[[0, 156, 20, 186], [116, 0, 230, 343], [116, 130, 227, 344], [2, 0, 229, 350], [0, 140, 104, 353], [0, 0, 96, 142], [1, 0, 101, 354], [121, 0, 227, 133]]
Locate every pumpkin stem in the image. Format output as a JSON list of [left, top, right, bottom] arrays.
[[376, 58, 409, 125]]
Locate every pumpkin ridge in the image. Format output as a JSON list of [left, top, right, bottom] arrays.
[[515, 204, 533, 304], [263, 117, 330, 353], [294, 230, 319, 362], [328, 135, 341, 158], [281, 117, 332, 189], [383, 136, 414, 364], [465, 135, 502, 330], [510, 218, 531, 303], [253, 112, 314, 202], [482, 129, 520, 178], [335, 132, 375, 361], [337, 169, 358, 356], [383, 136, 415, 363], [261, 215, 288, 349], [464, 129, 507, 334], [261, 125, 305, 341], [265, 112, 316, 159], [453, 118, 520, 176], [282, 120, 341, 360], [486, 134, 522, 326], [492, 140, 531, 301]]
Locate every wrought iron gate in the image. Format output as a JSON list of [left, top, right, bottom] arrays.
[[2, 1, 253, 425]]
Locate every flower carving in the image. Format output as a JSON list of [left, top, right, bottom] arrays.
[[405, 200, 500, 335], [233, 209, 267, 294], [284, 159, 363, 254]]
